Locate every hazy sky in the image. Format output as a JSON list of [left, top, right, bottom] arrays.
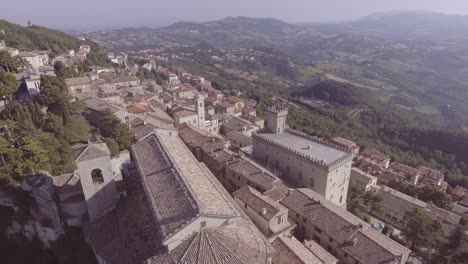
[[2, 0, 468, 30]]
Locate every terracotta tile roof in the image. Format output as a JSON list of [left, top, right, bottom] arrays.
[[87, 132, 271, 263], [173, 109, 197, 118], [72, 143, 110, 162], [131, 135, 200, 242], [388, 162, 419, 179], [178, 123, 226, 152], [272, 236, 327, 264], [148, 225, 269, 264], [360, 148, 390, 165], [281, 189, 411, 264], [65, 76, 91, 87], [370, 185, 461, 226], [111, 75, 140, 84], [417, 166, 444, 183], [233, 186, 286, 221]]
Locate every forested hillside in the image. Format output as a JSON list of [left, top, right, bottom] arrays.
[[0, 20, 86, 53], [287, 81, 468, 187], [0, 24, 127, 263]]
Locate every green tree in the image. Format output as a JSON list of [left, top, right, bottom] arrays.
[[62, 116, 91, 143], [89, 110, 134, 151], [431, 222, 468, 264], [0, 72, 18, 100], [0, 50, 22, 72], [28, 102, 46, 129], [346, 182, 367, 218], [53, 61, 74, 79], [363, 192, 384, 214], [382, 224, 394, 236], [104, 138, 120, 157], [402, 208, 444, 252], [39, 75, 72, 124]]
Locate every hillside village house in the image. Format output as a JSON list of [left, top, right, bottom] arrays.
[[221, 116, 260, 147], [358, 148, 391, 169], [65, 76, 92, 94], [332, 137, 360, 154], [233, 186, 294, 240], [23, 74, 42, 96], [19, 51, 49, 69], [111, 75, 141, 87], [172, 96, 205, 129], [215, 101, 235, 116], [281, 189, 411, 264], [369, 185, 461, 235], [350, 168, 378, 191]]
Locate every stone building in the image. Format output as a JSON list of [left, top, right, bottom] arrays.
[[52, 142, 121, 226], [281, 188, 411, 264], [368, 185, 461, 235], [85, 130, 273, 263], [221, 116, 260, 148], [253, 107, 354, 208], [233, 186, 294, 240], [172, 96, 205, 129], [358, 148, 391, 169], [272, 235, 338, 264], [178, 123, 286, 195], [350, 168, 378, 191]]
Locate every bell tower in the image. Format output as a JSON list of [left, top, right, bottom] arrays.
[[196, 95, 205, 129]]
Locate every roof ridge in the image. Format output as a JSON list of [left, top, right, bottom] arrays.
[[74, 144, 90, 162], [209, 230, 248, 264], [179, 232, 202, 264], [204, 229, 222, 264]]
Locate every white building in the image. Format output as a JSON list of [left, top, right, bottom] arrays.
[[23, 74, 41, 96], [19, 51, 49, 69]]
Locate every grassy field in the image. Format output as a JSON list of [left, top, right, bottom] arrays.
[[414, 105, 441, 115], [296, 65, 323, 83]]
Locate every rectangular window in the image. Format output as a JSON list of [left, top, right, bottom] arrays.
[[200, 221, 206, 228]]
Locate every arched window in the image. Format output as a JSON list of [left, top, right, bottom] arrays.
[[339, 195, 343, 204], [91, 169, 104, 184], [310, 178, 315, 187], [275, 160, 279, 169], [298, 172, 303, 181]]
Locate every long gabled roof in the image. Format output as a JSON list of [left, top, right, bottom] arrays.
[[87, 131, 271, 263], [131, 134, 200, 242]]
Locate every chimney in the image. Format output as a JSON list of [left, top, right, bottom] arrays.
[[261, 208, 267, 215], [125, 116, 131, 129]]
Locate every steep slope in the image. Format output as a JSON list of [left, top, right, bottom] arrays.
[[0, 20, 86, 53], [293, 80, 377, 106]]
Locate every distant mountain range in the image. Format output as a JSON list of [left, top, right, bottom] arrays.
[[81, 12, 468, 129], [82, 11, 468, 50]]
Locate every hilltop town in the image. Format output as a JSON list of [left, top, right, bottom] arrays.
[[1, 19, 468, 264]]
